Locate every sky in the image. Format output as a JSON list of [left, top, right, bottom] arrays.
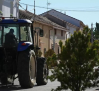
[[19, 0, 99, 28]]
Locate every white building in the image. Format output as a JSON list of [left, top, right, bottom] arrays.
[[40, 9, 85, 37], [0, 0, 19, 18]]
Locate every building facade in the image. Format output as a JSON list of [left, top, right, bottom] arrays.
[[40, 9, 85, 36], [0, 0, 19, 18], [19, 10, 68, 56]]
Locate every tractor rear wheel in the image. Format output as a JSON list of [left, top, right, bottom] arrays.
[[36, 57, 48, 86], [18, 50, 36, 88]]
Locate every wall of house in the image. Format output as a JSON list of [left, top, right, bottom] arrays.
[[13, 0, 19, 18], [2, 0, 10, 17], [0, 0, 19, 18], [0, 0, 3, 11], [33, 22, 51, 57], [79, 25, 84, 32], [50, 29, 66, 54], [66, 25, 77, 35]]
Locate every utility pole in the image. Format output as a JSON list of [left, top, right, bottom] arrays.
[[53, 35, 55, 51], [34, 0, 35, 20], [47, 0, 48, 12], [47, 0, 50, 14], [91, 23, 93, 43], [26, 4, 28, 11]]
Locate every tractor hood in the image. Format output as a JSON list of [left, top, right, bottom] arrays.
[[17, 42, 33, 51]]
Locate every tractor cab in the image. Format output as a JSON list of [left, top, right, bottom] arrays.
[[0, 18, 33, 48], [0, 18, 34, 77], [0, 18, 34, 85]]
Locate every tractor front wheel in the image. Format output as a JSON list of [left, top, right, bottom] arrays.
[[18, 50, 36, 88]]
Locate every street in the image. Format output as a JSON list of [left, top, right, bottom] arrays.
[[0, 79, 61, 91], [0, 70, 99, 91], [0, 70, 61, 91]]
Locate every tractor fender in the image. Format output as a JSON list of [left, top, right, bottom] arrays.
[[30, 50, 35, 56], [17, 42, 34, 52]]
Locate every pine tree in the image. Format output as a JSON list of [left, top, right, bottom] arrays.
[[49, 26, 99, 91]]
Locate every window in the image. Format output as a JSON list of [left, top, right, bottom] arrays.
[[0, 24, 19, 47], [20, 25, 32, 42], [3, 24, 19, 44], [61, 30, 63, 36], [54, 29, 57, 35]]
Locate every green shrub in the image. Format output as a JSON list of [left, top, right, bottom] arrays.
[[47, 53, 57, 68], [44, 49, 55, 58], [48, 26, 99, 91], [45, 49, 57, 68]]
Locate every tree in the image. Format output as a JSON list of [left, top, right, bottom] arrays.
[[48, 26, 99, 91], [47, 53, 57, 68], [93, 22, 99, 40], [44, 49, 55, 58], [45, 49, 57, 68]]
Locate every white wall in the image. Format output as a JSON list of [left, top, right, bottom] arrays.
[[2, 0, 10, 17], [65, 32, 70, 39], [0, 0, 19, 18], [50, 29, 67, 54], [13, 0, 19, 18], [79, 25, 83, 32], [56, 29, 65, 39], [67, 25, 76, 36], [0, 0, 3, 11]]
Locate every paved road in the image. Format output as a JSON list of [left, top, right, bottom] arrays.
[[0, 79, 61, 91], [0, 71, 99, 91]]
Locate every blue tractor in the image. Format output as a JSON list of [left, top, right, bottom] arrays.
[[0, 17, 48, 88]]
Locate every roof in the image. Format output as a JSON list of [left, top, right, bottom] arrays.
[[40, 9, 85, 27], [0, 19, 32, 24], [19, 10, 68, 31], [43, 13, 79, 28]]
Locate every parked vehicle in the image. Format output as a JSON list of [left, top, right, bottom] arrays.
[[0, 17, 48, 88]]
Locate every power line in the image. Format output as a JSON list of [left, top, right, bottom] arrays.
[[19, 2, 99, 12], [64, 6, 99, 9], [19, 4, 26, 11]]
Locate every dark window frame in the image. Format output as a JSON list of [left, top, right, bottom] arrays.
[[61, 30, 63, 36], [54, 29, 57, 35]]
